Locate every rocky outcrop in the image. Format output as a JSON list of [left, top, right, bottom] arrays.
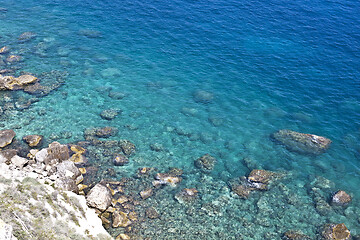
[[0, 75, 37, 90], [86, 183, 112, 212], [271, 129, 331, 155], [231, 169, 280, 199], [0, 163, 112, 239], [0, 129, 16, 148]]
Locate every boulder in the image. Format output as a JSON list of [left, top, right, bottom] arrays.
[[22, 134, 43, 147], [331, 190, 352, 206], [55, 177, 79, 194], [153, 173, 182, 187], [11, 155, 28, 168], [248, 169, 274, 184], [321, 223, 351, 240], [272, 129, 331, 155], [6, 55, 22, 63], [140, 188, 153, 199], [112, 211, 132, 228], [46, 141, 70, 163], [86, 183, 112, 211], [35, 148, 48, 163], [194, 154, 217, 173], [0, 129, 16, 148], [0, 75, 37, 90], [113, 154, 129, 166], [56, 160, 81, 181]]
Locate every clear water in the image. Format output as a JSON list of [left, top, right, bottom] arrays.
[[1, 0, 360, 238]]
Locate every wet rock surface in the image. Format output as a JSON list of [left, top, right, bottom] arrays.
[[0, 129, 16, 148], [321, 223, 351, 240], [22, 134, 43, 147], [272, 129, 331, 155]]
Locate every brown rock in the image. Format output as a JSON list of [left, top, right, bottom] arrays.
[[248, 169, 274, 184], [146, 207, 159, 219], [112, 211, 132, 228], [0, 46, 10, 54], [232, 184, 254, 199], [321, 223, 351, 240], [331, 190, 352, 206], [140, 188, 153, 200], [22, 134, 43, 147], [46, 141, 69, 163], [194, 153, 217, 172], [6, 55, 21, 64], [113, 154, 129, 166], [0, 129, 16, 148]]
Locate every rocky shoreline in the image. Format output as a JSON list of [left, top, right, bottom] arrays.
[[0, 128, 358, 239]]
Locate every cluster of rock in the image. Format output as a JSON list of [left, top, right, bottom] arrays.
[[272, 129, 331, 155], [0, 129, 113, 239], [230, 169, 281, 199]]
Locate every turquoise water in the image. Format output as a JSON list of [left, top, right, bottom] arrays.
[[1, 0, 360, 238]]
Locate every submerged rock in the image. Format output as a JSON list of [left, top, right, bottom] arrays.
[[321, 223, 351, 240], [6, 55, 22, 64], [194, 154, 217, 173], [193, 90, 214, 103], [113, 154, 129, 166], [146, 207, 159, 219], [22, 134, 43, 147], [175, 188, 199, 204], [0, 129, 16, 148], [0, 46, 10, 54], [86, 183, 112, 212], [153, 172, 182, 187], [18, 31, 37, 42], [120, 140, 136, 156], [78, 29, 102, 38], [100, 109, 121, 120], [282, 230, 311, 240], [140, 188, 153, 200], [271, 129, 331, 155], [0, 75, 37, 90], [112, 211, 132, 228], [331, 190, 352, 206], [108, 91, 125, 100]]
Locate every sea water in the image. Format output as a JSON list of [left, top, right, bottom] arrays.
[[0, 0, 360, 239]]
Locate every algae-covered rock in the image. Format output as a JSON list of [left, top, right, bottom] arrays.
[[100, 109, 121, 120], [0, 46, 10, 54], [321, 223, 351, 240], [23, 134, 43, 147], [0, 129, 16, 148], [119, 140, 136, 156], [86, 183, 112, 211], [175, 188, 199, 204], [113, 154, 129, 166], [272, 129, 331, 155]]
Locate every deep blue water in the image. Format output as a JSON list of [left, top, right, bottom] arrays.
[[1, 0, 360, 238]]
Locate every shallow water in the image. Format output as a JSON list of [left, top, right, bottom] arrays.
[[1, 0, 360, 239]]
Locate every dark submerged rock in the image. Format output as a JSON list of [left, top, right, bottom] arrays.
[[194, 153, 217, 173], [271, 129, 331, 155], [113, 154, 129, 166]]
